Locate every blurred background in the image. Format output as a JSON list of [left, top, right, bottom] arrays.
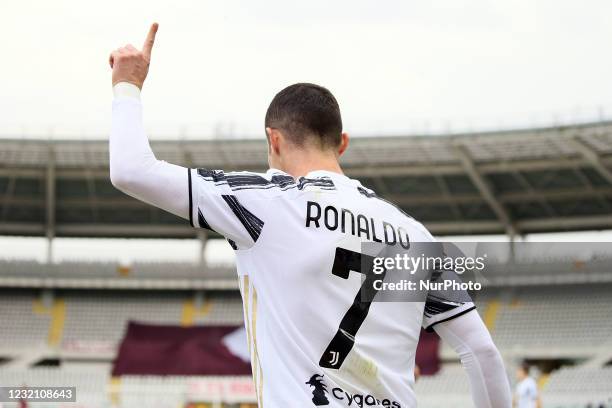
[[1, 0, 612, 407]]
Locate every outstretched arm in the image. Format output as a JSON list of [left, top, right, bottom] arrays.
[[109, 24, 270, 249], [434, 310, 512, 408], [108, 23, 189, 219]]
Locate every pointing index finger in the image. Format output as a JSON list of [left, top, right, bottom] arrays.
[[142, 22, 159, 60]]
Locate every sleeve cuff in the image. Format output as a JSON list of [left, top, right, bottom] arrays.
[[424, 305, 476, 332], [188, 168, 194, 227], [113, 82, 141, 100]]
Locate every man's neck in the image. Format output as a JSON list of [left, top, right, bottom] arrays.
[[280, 152, 344, 179]]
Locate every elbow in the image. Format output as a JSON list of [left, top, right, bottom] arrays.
[[457, 335, 502, 365], [109, 150, 157, 194], [473, 339, 503, 364], [109, 152, 151, 193], [110, 167, 138, 194], [110, 156, 159, 195]]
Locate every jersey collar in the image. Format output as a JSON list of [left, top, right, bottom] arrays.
[[305, 170, 361, 187], [266, 168, 361, 187]]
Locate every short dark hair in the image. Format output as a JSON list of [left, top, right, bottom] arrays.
[[265, 83, 342, 149], [520, 362, 530, 374]]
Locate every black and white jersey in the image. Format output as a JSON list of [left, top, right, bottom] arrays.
[[188, 168, 475, 408]]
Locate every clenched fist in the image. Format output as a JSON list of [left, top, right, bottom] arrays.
[[109, 23, 158, 89]]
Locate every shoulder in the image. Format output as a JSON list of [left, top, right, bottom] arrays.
[[194, 169, 295, 191], [354, 181, 434, 241], [192, 169, 304, 202]]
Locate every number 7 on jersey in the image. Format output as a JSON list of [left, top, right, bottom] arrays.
[[319, 247, 386, 369]]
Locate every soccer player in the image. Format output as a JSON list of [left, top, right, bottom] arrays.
[[513, 363, 541, 408], [108, 23, 512, 407]]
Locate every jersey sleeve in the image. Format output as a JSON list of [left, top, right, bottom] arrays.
[[188, 168, 294, 250], [421, 257, 476, 332]]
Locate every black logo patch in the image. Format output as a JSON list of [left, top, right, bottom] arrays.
[[305, 374, 330, 406]]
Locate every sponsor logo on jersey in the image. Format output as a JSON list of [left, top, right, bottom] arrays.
[[305, 373, 401, 407], [306, 374, 330, 406]]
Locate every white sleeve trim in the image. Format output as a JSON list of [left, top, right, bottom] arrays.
[[423, 302, 476, 332], [113, 82, 141, 100]]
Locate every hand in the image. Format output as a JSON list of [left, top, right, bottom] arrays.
[[109, 23, 158, 89]]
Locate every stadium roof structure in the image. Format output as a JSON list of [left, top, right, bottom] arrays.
[[1, 120, 612, 239]]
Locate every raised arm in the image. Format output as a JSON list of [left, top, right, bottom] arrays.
[[434, 310, 512, 408], [108, 23, 189, 219]]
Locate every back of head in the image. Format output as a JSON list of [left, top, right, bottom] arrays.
[[265, 83, 343, 150], [517, 362, 530, 380]]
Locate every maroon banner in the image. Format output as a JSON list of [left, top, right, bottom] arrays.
[[415, 329, 440, 375], [112, 322, 252, 376]]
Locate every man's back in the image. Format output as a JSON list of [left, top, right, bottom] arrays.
[[190, 167, 474, 407]]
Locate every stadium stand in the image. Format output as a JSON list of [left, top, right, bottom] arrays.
[[0, 260, 236, 280], [1, 283, 612, 406], [0, 369, 257, 408], [0, 290, 50, 348], [0, 368, 109, 408], [542, 366, 612, 407], [2, 121, 612, 239], [3, 251, 612, 290], [62, 291, 185, 343], [0, 367, 611, 408], [414, 364, 472, 407], [0, 289, 244, 348], [491, 285, 612, 351], [3, 282, 612, 353]]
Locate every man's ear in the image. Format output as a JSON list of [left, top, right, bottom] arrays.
[[337, 132, 350, 156], [266, 127, 282, 155]]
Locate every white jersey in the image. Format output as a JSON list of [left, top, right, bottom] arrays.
[[189, 168, 475, 408], [515, 378, 538, 408]]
